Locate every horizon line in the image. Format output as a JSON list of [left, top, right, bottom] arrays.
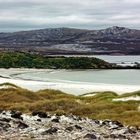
[[1, 26, 139, 33]]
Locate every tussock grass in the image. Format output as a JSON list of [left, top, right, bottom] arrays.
[[0, 82, 20, 88], [37, 89, 75, 100], [0, 83, 140, 126], [118, 91, 140, 98]]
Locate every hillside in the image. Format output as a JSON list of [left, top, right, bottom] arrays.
[[0, 26, 140, 55]]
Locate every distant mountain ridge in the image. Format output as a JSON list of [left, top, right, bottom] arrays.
[[0, 26, 140, 55]]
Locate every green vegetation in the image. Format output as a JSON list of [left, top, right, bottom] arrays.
[[0, 83, 140, 126], [0, 52, 112, 69], [0, 82, 20, 88], [117, 91, 140, 98]]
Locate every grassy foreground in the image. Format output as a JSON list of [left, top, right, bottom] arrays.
[[0, 83, 140, 126]]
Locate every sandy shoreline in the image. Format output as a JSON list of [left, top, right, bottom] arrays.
[[0, 68, 140, 95]]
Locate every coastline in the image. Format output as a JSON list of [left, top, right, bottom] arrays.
[[0, 68, 140, 95]]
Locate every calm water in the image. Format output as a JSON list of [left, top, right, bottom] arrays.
[[1, 55, 139, 87], [53, 55, 140, 66], [12, 69, 140, 85], [94, 55, 140, 64]]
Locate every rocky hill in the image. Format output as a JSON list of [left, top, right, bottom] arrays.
[[0, 26, 140, 55]]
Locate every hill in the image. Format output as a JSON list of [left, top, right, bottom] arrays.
[[0, 26, 140, 55]]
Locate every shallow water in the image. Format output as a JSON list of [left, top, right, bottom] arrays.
[[11, 69, 140, 86], [93, 55, 140, 64], [0, 68, 140, 94]]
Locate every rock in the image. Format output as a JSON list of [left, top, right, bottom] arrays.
[[75, 125, 82, 130], [17, 121, 29, 129], [71, 115, 82, 121], [69, 115, 78, 121], [126, 127, 137, 134], [0, 109, 3, 113], [32, 111, 39, 116], [102, 120, 124, 129], [0, 110, 140, 140], [92, 119, 100, 125], [41, 127, 58, 135], [32, 111, 48, 118], [37, 119, 41, 122], [0, 122, 11, 131], [102, 120, 111, 126], [0, 121, 11, 133], [51, 118, 60, 123], [10, 110, 21, 115], [55, 113, 65, 116], [65, 126, 73, 132], [110, 125, 120, 129], [110, 134, 126, 139], [84, 134, 97, 139], [0, 118, 11, 122], [2, 112, 6, 115], [77, 116, 82, 121], [11, 111, 23, 120], [112, 121, 123, 127], [103, 135, 110, 138]]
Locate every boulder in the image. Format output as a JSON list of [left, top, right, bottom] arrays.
[[11, 111, 23, 120], [37, 119, 41, 122], [0, 122, 11, 131], [94, 120, 100, 125], [110, 134, 126, 139], [84, 134, 97, 139], [32, 111, 48, 118], [17, 121, 29, 129], [75, 125, 82, 130], [0, 118, 11, 122], [51, 118, 60, 123], [41, 127, 58, 135], [126, 127, 137, 134], [102, 120, 111, 126], [112, 121, 123, 127], [0, 109, 3, 114], [65, 126, 73, 132]]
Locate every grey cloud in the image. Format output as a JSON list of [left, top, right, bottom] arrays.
[[0, 0, 140, 32]]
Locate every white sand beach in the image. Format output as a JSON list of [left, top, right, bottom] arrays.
[[0, 69, 140, 95], [0, 68, 140, 95]]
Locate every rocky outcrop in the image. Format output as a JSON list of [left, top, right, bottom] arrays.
[[0, 110, 140, 139]]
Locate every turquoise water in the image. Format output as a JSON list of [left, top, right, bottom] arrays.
[[6, 55, 140, 86], [12, 69, 140, 85], [50, 55, 140, 64], [93, 55, 140, 64]]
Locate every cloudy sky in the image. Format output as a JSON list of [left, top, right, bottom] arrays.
[[0, 0, 140, 32]]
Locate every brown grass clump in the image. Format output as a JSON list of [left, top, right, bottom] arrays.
[[0, 83, 140, 126]]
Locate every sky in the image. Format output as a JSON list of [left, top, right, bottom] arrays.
[[0, 0, 140, 32]]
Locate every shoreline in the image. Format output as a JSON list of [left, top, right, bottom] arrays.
[[0, 68, 140, 95]]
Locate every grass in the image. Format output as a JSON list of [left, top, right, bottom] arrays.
[[0, 83, 140, 126], [0, 82, 20, 88], [117, 91, 140, 98]]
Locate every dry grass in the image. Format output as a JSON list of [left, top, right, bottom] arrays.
[[0, 83, 140, 126]]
